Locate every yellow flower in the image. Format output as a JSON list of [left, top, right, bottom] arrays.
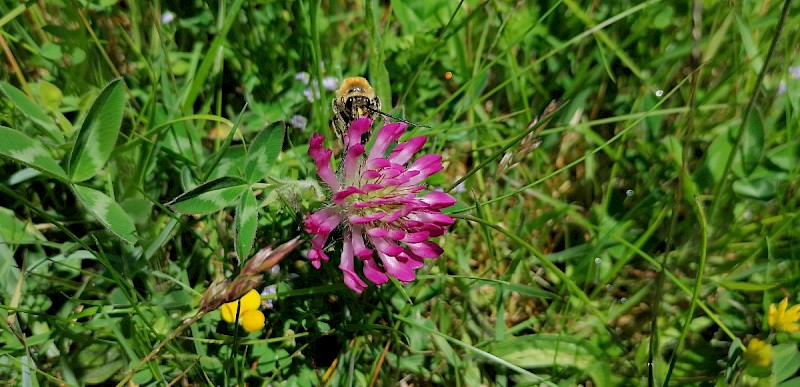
[[743, 338, 772, 367], [218, 289, 266, 333], [240, 309, 266, 332], [768, 297, 800, 333]]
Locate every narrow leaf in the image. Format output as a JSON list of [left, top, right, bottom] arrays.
[[68, 78, 127, 182], [718, 280, 779, 291], [72, 184, 137, 244], [235, 189, 258, 260], [245, 122, 285, 183], [502, 283, 557, 299], [0, 125, 68, 180], [0, 81, 63, 142], [168, 176, 249, 215]]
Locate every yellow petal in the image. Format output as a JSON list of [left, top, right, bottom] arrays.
[[220, 302, 237, 323], [768, 302, 778, 327], [220, 289, 262, 322], [779, 297, 789, 313], [786, 303, 800, 317], [239, 289, 262, 312], [240, 309, 265, 333], [743, 338, 772, 368]]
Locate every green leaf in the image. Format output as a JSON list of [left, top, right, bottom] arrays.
[[486, 334, 610, 386], [0, 125, 68, 180], [766, 142, 798, 172], [168, 176, 249, 215], [72, 184, 137, 244], [774, 343, 800, 383], [235, 188, 258, 260], [740, 110, 764, 175], [0, 81, 63, 142], [778, 378, 800, 387], [0, 206, 45, 244], [68, 78, 126, 182], [695, 128, 734, 188], [732, 177, 776, 200], [245, 122, 285, 183]]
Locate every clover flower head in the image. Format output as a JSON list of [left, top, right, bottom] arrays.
[[768, 297, 800, 333], [743, 338, 772, 368], [304, 118, 455, 293], [220, 289, 265, 333]]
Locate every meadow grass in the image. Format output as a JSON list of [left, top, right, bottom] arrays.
[[1, 0, 799, 385]]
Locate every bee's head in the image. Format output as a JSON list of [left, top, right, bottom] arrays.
[[337, 76, 374, 98]]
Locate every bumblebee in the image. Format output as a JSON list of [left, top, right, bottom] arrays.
[[331, 77, 382, 141], [331, 77, 429, 144]]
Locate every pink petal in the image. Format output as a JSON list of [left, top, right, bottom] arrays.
[[345, 118, 373, 149], [420, 191, 456, 209], [389, 136, 426, 165], [349, 228, 374, 258], [366, 157, 391, 171], [366, 227, 388, 238], [382, 203, 412, 222], [363, 170, 381, 179], [363, 259, 389, 285], [401, 231, 429, 243], [407, 211, 454, 226], [368, 123, 407, 161], [342, 144, 365, 181], [370, 237, 405, 256], [406, 240, 444, 258], [308, 134, 339, 190], [387, 229, 405, 240], [361, 183, 384, 192], [340, 234, 368, 293], [377, 252, 416, 282], [304, 209, 342, 235], [406, 156, 443, 185], [333, 186, 365, 204], [421, 224, 447, 237], [398, 250, 426, 269], [350, 213, 385, 224]]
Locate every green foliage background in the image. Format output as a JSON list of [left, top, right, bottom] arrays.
[[1, 0, 799, 385]]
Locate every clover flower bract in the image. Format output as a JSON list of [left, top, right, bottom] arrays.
[[304, 118, 455, 293]]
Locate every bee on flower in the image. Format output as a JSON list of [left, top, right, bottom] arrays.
[[304, 117, 455, 293]]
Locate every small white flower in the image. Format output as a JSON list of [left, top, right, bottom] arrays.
[[303, 86, 320, 102], [789, 65, 800, 79], [161, 11, 175, 24], [290, 115, 308, 130], [322, 76, 339, 91], [295, 72, 310, 85]]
